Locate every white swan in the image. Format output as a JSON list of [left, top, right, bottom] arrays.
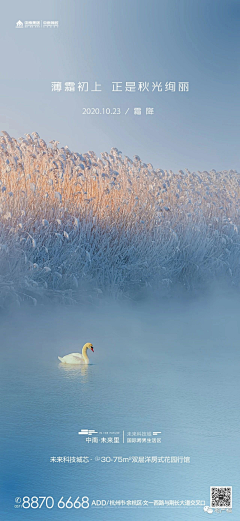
[[58, 343, 94, 365]]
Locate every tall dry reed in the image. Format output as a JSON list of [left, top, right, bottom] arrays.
[[0, 131, 239, 306]]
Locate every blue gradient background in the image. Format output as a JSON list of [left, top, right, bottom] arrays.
[[0, 0, 239, 171]]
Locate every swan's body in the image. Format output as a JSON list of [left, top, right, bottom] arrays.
[[58, 343, 94, 365]]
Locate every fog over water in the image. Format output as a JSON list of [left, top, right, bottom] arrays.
[[1, 292, 240, 520]]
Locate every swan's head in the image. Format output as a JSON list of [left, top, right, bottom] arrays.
[[84, 342, 94, 352]]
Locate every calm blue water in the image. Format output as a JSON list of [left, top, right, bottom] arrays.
[[1, 296, 240, 520]]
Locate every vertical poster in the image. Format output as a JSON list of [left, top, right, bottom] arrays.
[[1, 1, 239, 520]]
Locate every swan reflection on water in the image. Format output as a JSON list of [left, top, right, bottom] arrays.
[[58, 362, 89, 378]]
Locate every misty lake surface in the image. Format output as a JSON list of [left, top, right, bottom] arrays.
[[1, 294, 240, 520]]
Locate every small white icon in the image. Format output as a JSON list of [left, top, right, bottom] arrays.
[[153, 431, 161, 435], [16, 20, 23, 28], [78, 429, 98, 435]]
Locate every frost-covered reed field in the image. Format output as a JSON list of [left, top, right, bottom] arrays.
[[0, 130, 239, 306]]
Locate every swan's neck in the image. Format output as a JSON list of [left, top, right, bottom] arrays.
[[82, 345, 89, 363]]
